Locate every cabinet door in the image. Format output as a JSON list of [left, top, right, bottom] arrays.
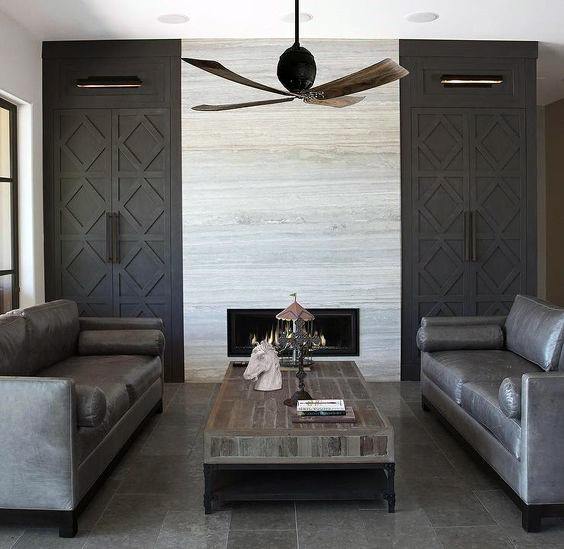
[[111, 110, 172, 333], [469, 110, 528, 315], [405, 109, 471, 366], [52, 110, 113, 316]]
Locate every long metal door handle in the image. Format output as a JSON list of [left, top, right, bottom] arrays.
[[112, 213, 120, 264], [463, 211, 471, 261], [471, 210, 477, 262], [106, 212, 113, 263]]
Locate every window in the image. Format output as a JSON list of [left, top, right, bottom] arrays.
[[0, 98, 18, 313]]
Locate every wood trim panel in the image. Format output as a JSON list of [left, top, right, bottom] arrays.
[[400, 40, 538, 381], [399, 40, 538, 59], [43, 40, 180, 59], [43, 40, 185, 382]]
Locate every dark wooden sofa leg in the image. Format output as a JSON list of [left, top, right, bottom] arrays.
[[522, 505, 542, 532], [421, 395, 431, 412], [155, 399, 163, 414], [58, 510, 78, 538]]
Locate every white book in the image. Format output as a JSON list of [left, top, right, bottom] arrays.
[[297, 399, 345, 412]]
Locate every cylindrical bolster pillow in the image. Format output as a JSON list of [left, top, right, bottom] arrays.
[[79, 317, 164, 332], [498, 377, 522, 419], [417, 324, 504, 353], [76, 384, 106, 428], [78, 330, 165, 357]]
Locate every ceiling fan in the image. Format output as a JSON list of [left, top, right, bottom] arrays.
[[182, 0, 409, 111]]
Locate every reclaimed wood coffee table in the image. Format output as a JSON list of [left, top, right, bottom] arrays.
[[203, 361, 395, 513]]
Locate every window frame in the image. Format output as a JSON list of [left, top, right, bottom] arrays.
[[0, 96, 19, 312]]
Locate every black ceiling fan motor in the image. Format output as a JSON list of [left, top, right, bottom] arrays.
[[277, 44, 317, 93]]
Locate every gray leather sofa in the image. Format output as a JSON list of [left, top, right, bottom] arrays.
[[0, 300, 165, 537], [418, 295, 564, 532]]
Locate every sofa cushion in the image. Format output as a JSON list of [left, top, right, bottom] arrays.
[[417, 324, 504, 353], [505, 295, 564, 372], [8, 300, 79, 374], [422, 350, 540, 405], [0, 316, 27, 375], [38, 360, 130, 430], [75, 384, 106, 428], [78, 330, 164, 357], [40, 354, 161, 407], [460, 381, 522, 459], [498, 377, 522, 419]]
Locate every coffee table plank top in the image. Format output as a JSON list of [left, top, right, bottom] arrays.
[[204, 361, 394, 464]]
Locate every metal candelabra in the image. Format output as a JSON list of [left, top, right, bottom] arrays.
[[277, 317, 321, 407]]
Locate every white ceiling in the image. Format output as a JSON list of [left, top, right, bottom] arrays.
[[1, 0, 563, 105]]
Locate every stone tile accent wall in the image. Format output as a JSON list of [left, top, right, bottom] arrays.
[[182, 39, 400, 381]]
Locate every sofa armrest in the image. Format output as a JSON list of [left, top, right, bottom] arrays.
[[420, 315, 506, 328], [79, 317, 164, 332], [78, 330, 164, 357], [417, 324, 504, 352], [0, 377, 76, 511], [521, 372, 564, 504]]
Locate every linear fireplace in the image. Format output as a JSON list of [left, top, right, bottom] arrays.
[[227, 308, 359, 357]]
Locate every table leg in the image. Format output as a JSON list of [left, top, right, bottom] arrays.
[[383, 463, 395, 513], [204, 464, 215, 514]]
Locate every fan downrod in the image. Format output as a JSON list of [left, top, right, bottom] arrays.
[[277, 0, 317, 93]]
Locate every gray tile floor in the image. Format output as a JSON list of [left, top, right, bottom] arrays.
[[2, 381, 564, 548]]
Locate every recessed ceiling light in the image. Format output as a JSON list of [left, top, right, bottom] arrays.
[[282, 12, 313, 23], [405, 12, 439, 23], [157, 14, 190, 24]]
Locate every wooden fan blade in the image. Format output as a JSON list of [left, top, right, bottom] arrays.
[[183, 58, 294, 97], [192, 98, 295, 111], [309, 58, 409, 100], [305, 96, 366, 108]]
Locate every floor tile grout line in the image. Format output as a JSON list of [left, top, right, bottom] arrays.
[[397, 398, 446, 538], [224, 503, 232, 549], [294, 500, 300, 549], [406, 397, 500, 496], [82, 482, 123, 547], [153, 508, 168, 549], [434, 524, 512, 530], [430, 524, 447, 549], [8, 530, 25, 549], [473, 489, 515, 532], [399, 392, 508, 534]]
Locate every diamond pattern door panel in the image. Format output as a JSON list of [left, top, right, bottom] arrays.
[[469, 111, 527, 315], [53, 110, 113, 316], [112, 110, 171, 331], [410, 110, 470, 353]]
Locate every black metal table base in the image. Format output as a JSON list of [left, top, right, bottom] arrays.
[[204, 462, 396, 514]]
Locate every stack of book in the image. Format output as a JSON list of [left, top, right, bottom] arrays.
[[297, 399, 346, 416], [292, 399, 356, 423]]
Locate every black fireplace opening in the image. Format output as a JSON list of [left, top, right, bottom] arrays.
[[227, 308, 359, 357]]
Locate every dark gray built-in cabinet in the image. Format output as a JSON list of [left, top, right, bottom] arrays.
[[400, 40, 538, 380], [43, 40, 184, 381]]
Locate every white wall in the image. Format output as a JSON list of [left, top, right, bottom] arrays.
[[182, 39, 401, 382], [0, 8, 43, 307]]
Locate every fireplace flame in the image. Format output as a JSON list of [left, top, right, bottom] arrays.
[[249, 324, 326, 348]]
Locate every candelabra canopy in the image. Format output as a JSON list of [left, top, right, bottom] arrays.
[[276, 293, 315, 321]]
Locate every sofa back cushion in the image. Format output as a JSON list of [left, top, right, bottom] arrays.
[[9, 300, 79, 374], [0, 316, 28, 375], [505, 295, 564, 371]]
